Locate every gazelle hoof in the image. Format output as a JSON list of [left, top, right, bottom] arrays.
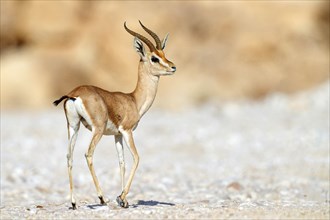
[[116, 196, 129, 208], [99, 196, 106, 205], [72, 202, 77, 210]]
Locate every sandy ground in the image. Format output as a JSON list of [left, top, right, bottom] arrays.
[[1, 82, 329, 219]]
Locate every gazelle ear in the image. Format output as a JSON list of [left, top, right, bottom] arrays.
[[133, 37, 146, 60], [161, 33, 169, 50]]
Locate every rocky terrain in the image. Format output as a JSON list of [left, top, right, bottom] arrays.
[[1, 82, 329, 219]]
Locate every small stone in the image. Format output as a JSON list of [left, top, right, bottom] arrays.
[[227, 182, 243, 191]]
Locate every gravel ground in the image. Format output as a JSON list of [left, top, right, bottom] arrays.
[[1, 83, 329, 219]]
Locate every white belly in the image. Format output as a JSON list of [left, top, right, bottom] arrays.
[[104, 119, 119, 135]]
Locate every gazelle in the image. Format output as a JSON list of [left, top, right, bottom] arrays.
[[53, 21, 176, 209]]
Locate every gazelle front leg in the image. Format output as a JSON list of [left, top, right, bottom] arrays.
[[116, 129, 139, 208], [85, 128, 106, 205], [115, 135, 125, 191]]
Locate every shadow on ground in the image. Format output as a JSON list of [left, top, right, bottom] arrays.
[[86, 204, 106, 210], [84, 200, 175, 209], [132, 200, 175, 208]]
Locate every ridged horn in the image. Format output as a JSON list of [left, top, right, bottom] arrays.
[[124, 22, 156, 52], [139, 20, 162, 50]]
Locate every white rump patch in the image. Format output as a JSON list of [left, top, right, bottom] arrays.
[[74, 97, 93, 129], [65, 98, 80, 131]]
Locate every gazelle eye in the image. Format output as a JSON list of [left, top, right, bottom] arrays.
[[151, 56, 159, 63]]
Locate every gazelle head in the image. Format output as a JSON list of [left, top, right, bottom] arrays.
[[124, 21, 176, 76]]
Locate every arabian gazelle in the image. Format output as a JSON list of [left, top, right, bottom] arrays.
[[53, 21, 176, 209]]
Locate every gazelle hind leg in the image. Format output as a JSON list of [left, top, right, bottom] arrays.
[[67, 125, 79, 209], [85, 128, 106, 205], [65, 100, 81, 210], [117, 129, 139, 208]]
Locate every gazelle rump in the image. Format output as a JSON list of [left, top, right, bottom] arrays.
[[53, 21, 176, 209]]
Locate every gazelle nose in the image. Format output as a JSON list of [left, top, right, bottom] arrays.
[[171, 66, 176, 72]]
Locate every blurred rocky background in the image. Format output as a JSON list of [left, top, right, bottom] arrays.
[[1, 0, 329, 110]]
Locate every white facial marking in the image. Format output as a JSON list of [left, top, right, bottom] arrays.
[[151, 54, 170, 68], [159, 58, 170, 68]]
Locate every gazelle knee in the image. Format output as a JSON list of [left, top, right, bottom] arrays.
[[85, 153, 93, 165], [134, 155, 140, 167], [67, 154, 73, 168], [119, 159, 125, 167]]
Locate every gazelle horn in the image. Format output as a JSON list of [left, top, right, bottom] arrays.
[[139, 20, 162, 50], [124, 22, 156, 52]]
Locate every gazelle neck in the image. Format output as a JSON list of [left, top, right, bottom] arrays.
[[132, 61, 160, 118]]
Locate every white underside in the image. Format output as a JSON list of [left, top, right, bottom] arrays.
[[104, 119, 119, 135]]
